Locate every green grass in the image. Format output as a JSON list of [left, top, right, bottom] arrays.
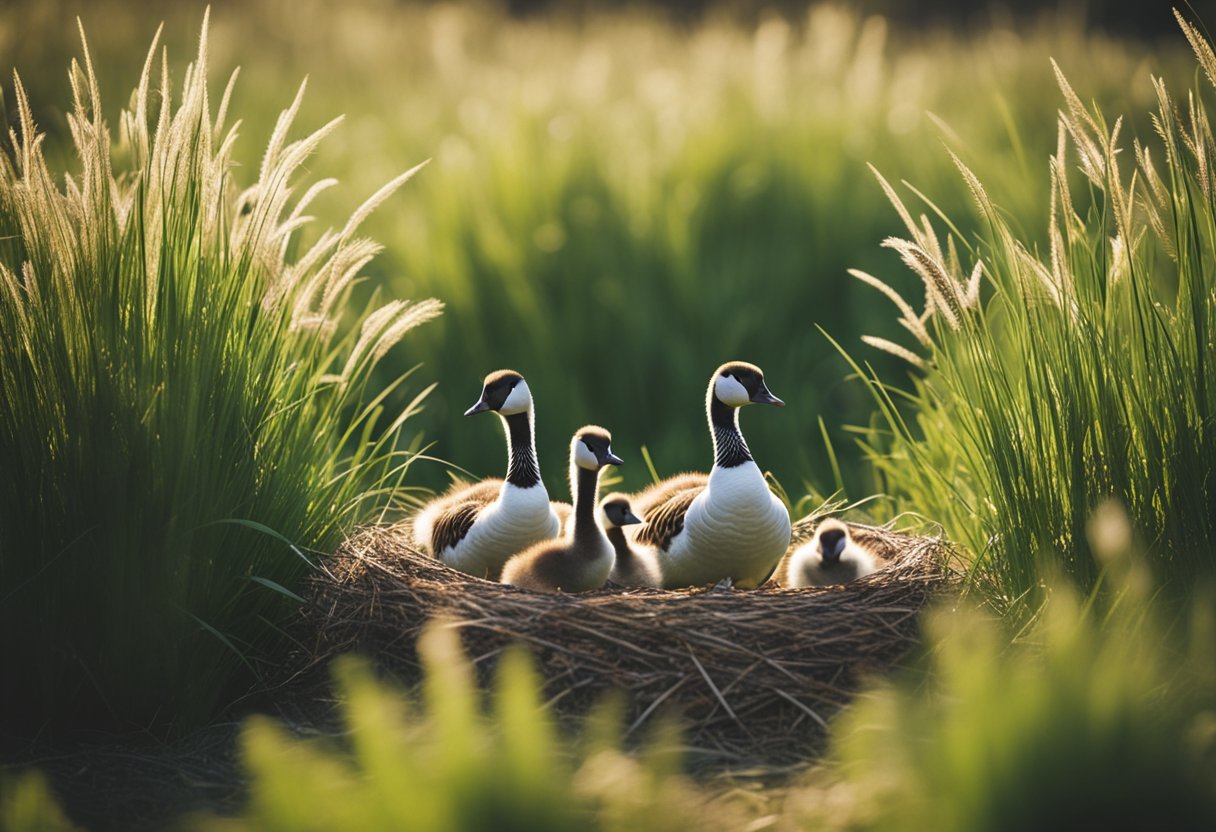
[[0, 17, 440, 736], [815, 513, 1216, 831], [0, 0, 1194, 501], [191, 622, 736, 832], [0, 771, 79, 832], [14, 518, 1213, 830], [221, 513, 1207, 832], [847, 9, 1216, 619]]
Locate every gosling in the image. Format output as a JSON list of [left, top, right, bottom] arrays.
[[600, 494, 662, 588], [501, 426, 622, 593], [785, 518, 877, 587]]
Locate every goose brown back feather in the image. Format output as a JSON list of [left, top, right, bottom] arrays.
[[631, 472, 709, 517], [632, 486, 700, 552]]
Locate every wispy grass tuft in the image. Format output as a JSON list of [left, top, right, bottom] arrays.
[[848, 11, 1216, 620], [0, 14, 440, 736]]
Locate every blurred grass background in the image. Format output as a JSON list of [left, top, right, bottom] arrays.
[[1, 0, 1195, 502]]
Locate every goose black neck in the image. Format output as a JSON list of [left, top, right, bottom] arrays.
[[709, 397, 753, 468], [504, 411, 541, 488], [572, 466, 602, 545], [605, 526, 632, 560]]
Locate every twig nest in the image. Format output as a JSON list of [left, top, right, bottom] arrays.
[[300, 520, 957, 769]]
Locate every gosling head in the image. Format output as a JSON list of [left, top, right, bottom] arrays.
[[573, 425, 624, 470], [814, 518, 850, 564], [465, 369, 531, 417], [599, 493, 643, 529], [712, 361, 784, 409]]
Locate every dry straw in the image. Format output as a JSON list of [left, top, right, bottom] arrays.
[[298, 519, 957, 768]]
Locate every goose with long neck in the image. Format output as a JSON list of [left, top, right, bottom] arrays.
[[412, 370, 561, 579], [600, 494, 661, 587], [501, 426, 622, 593], [785, 518, 877, 587], [629, 361, 791, 588]]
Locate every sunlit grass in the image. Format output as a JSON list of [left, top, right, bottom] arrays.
[[0, 16, 440, 736], [0, 0, 1193, 499], [847, 10, 1216, 619]]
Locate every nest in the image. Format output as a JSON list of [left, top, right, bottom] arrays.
[[298, 520, 958, 769]]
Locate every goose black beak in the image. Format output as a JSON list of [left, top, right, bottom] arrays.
[[751, 384, 784, 407], [622, 510, 643, 525], [464, 400, 492, 416], [603, 450, 624, 466]]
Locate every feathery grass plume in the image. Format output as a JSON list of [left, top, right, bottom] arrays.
[[963, 259, 983, 308], [867, 162, 921, 239], [1187, 91, 1215, 200], [881, 237, 965, 328], [848, 268, 933, 349], [1134, 139, 1177, 258], [1050, 119, 1082, 244], [1048, 163, 1069, 295], [918, 213, 946, 267], [0, 14, 440, 736], [947, 148, 998, 218], [861, 335, 927, 368], [1052, 58, 1108, 189], [945, 234, 962, 280], [848, 12, 1216, 623], [1175, 7, 1216, 91]]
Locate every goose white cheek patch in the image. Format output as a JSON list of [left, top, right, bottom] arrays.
[[714, 374, 751, 407], [499, 379, 532, 415], [574, 440, 600, 469]]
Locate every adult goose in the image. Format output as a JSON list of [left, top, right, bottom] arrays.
[[501, 426, 622, 593], [412, 370, 562, 579], [785, 518, 877, 587], [629, 361, 791, 588]]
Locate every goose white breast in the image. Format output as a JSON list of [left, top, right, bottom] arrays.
[[412, 370, 561, 579], [631, 361, 791, 588]]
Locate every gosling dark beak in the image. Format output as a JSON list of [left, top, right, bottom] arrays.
[[603, 450, 624, 466], [464, 399, 492, 417], [751, 383, 784, 407], [820, 535, 847, 563], [622, 510, 643, 525]]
